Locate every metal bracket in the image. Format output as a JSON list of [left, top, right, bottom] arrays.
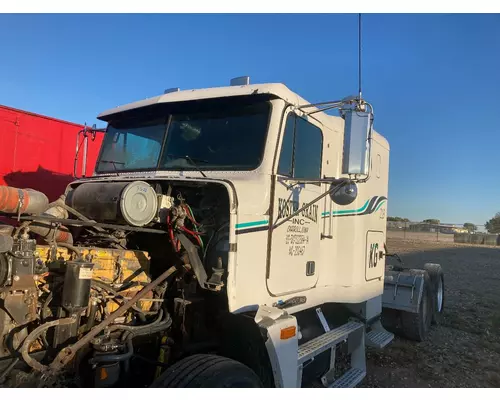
[[383, 269, 425, 313], [177, 233, 223, 292]]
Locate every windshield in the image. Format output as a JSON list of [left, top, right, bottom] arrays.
[[96, 98, 271, 173]]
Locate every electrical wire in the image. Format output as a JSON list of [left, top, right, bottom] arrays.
[[181, 204, 205, 249]]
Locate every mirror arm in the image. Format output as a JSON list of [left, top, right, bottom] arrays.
[[306, 104, 342, 116], [277, 176, 348, 188], [272, 179, 350, 230]]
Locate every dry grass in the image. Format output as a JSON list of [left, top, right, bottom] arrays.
[[362, 238, 500, 388]]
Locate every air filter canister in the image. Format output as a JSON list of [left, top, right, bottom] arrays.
[[66, 181, 158, 227], [119, 181, 158, 226]]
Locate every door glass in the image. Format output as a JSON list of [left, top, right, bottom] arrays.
[[277, 113, 323, 179], [293, 117, 323, 179]]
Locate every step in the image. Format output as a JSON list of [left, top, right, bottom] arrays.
[[329, 368, 366, 388], [366, 329, 394, 349], [298, 321, 364, 365]]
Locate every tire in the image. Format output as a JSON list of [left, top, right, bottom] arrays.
[[423, 263, 445, 325], [400, 271, 433, 342], [150, 354, 263, 388]]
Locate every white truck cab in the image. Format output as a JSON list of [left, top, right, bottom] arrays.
[[0, 78, 444, 388]]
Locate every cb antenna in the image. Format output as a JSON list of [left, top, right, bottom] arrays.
[[358, 13, 363, 101]]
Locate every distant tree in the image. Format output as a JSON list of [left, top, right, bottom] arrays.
[[485, 213, 500, 233], [423, 219, 440, 225], [463, 223, 477, 233], [388, 216, 410, 222]]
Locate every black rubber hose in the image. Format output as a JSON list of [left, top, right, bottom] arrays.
[[122, 319, 172, 341], [108, 310, 166, 335], [92, 280, 157, 316], [89, 337, 134, 364], [57, 242, 82, 258]]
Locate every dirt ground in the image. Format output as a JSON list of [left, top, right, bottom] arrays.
[[362, 238, 500, 388]]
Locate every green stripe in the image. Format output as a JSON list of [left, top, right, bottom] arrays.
[[375, 200, 387, 212], [235, 220, 269, 229], [322, 199, 370, 217]]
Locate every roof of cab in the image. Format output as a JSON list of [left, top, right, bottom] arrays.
[[99, 83, 308, 119]]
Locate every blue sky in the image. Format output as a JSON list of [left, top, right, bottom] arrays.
[[0, 14, 499, 225]]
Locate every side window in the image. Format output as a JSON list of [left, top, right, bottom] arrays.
[[294, 116, 322, 179], [277, 113, 323, 179], [277, 115, 295, 176]]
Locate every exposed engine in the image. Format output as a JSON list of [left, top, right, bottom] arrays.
[[0, 180, 230, 387]]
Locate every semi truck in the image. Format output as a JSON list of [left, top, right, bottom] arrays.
[[0, 79, 444, 388]]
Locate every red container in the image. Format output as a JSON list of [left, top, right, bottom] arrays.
[[0, 104, 104, 202]]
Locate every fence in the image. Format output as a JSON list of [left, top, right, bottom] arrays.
[[386, 222, 491, 244], [453, 232, 500, 246]]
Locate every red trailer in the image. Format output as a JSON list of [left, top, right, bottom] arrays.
[[0, 104, 104, 202]]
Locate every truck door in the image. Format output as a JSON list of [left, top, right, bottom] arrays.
[[266, 111, 324, 295]]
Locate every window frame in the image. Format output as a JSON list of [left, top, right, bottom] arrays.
[[95, 95, 274, 175], [276, 111, 324, 181]]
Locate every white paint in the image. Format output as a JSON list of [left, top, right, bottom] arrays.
[[78, 268, 93, 280], [254, 305, 299, 388]]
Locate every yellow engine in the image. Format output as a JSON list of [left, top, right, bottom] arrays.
[[35, 245, 154, 315]]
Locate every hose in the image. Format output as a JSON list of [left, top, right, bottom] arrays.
[[54, 200, 107, 234], [56, 242, 82, 259], [88, 313, 171, 368], [49, 266, 177, 372], [108, 309, 167, 337], [180, 226, 202, 247], [21, 317, 77, 373], [91, 280, 157, 316], [88, 337, 134, 364], [122, 318, 172, 341]]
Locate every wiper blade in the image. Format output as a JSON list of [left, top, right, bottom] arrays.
[[99, 159, 125, 175], [185, 155, 207, 178], [99, 160, 125, 165], [165, 154, 209, 164], [164, 154, 208, 178]]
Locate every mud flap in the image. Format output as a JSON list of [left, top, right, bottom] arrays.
[[382, 269, 426, 313]]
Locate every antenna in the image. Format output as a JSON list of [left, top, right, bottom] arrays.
[[358, 13, 362, 101], [298, 14, 370, 116]]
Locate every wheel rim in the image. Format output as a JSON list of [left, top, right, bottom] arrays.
[[436, 277, 443, 312]]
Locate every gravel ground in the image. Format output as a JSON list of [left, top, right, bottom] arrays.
[[362, 238, 500, 388]]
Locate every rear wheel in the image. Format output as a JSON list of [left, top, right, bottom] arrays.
[[150, 354, 263, 388], [400, 271, 433, 342], [424, 263, 445, 325]]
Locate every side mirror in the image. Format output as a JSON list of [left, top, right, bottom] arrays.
[[342, 109, 372, 176], [330, 180, 358, 205]]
